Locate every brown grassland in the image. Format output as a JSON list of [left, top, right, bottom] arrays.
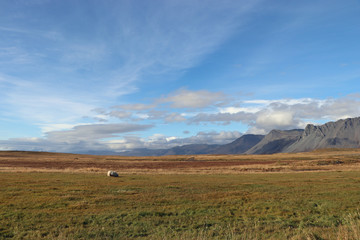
[[1, 148, 360, 174], [1, 149, 360, 239]]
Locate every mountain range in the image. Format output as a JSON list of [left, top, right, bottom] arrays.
[[118, 117, 360, 156]]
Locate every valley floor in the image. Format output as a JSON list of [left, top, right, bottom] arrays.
[[1, 149, 360, 239], [1, 148, 360, 174]]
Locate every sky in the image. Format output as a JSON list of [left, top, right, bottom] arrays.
[[0, 0, 360, 153]]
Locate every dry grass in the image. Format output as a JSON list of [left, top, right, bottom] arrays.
[[1, 148, 360, 174], [1, 171, 360, 239], [2, 149, 360, 239]]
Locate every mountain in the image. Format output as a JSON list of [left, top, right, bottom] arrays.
[[119, 134, 264, 156], [284, 117, 360, 152], [245, 129, 303, 154], [213, 134, 264, 154], [117, 117, 360, 156], [117, 148, 168, 156], [163, 144, 220, 155], [247, 117, 360, 154], [118, 144, 221, 156]]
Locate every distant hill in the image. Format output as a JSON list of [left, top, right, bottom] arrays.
[[115, 148, 168, 157], [163, 144, 220, 155], [118, 117, 360, 156], [119, 134, 264, 156]]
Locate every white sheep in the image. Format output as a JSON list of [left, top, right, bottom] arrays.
[[107, 170, 119, 177]]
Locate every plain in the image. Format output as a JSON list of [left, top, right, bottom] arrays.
[[1, 149, 360, 239]]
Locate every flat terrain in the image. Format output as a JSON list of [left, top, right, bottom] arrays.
[[1, 148, 360, 174], [1, 149, 360, 239]]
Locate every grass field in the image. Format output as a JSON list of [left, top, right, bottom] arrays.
[[1, 150, 360, 239]]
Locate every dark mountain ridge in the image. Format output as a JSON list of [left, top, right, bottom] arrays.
[[213, 134, 265, 154], [119, 134, 264, 156], [119, 117, 360, 156], [284, 117, 360, 152], [245, 129, 303, 154]]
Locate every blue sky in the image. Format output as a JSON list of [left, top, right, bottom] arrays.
[[1, 0, 360, 153]]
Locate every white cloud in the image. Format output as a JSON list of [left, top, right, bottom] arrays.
[[192, 131, 242, 144], [46, 123, 154, 143], [1, 94, 360, 153], [106, 130, 242, 151], [189, 112, 255, 125], [0, 123, 154, 153], [159, 88, 226, 109], [0, 128, 243, 153], [189, 95, 360, 134], [114, 103, 155, 111], [166, 136, 178, 142], [0, 137, 112, 153], [243, 98, 317, 106], [256, 111, 293, 126], [220, 106, 260, 114], [255, 110, 299, 132], [108, 111, 132, 119], [40, 123, 83, 133], [164, 113, 186, 123]]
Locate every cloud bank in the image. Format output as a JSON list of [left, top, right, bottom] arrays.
[[1, 90, 359, 153]]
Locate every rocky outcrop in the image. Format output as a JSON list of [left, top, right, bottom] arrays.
[[284, 117, 360, 152]]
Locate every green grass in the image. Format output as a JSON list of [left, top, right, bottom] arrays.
[[1, 172, 360, 239]]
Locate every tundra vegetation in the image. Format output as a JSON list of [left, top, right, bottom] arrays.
[[1, 149, 360, 239]]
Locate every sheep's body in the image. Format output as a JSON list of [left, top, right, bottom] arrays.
[[107, 170, 119, 177]]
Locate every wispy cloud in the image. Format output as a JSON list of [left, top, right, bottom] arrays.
[[1, 1, 359, 154], [1, 93, 360, 152], [0, 1, 262, 133], [0, 26, 31, 34], [5, 88, 95, 124], [106, 130, 242, 151], [46, 123, 154, 142], [106, 0, 260, 73], [0, 123, 154, 153]]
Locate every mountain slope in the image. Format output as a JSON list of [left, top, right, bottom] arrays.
[[213, 134, 264, 154], [118, 145, 221, 156], [115, 117, 360, 156], [162, 144, 220, 155], [245, 129, 304, 154], [117, 148, 168, 156], [118, 134, 264, 156], [285, 117, 360, 152]]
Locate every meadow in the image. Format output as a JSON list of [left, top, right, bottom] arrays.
[[1, 150, 360, 239]]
